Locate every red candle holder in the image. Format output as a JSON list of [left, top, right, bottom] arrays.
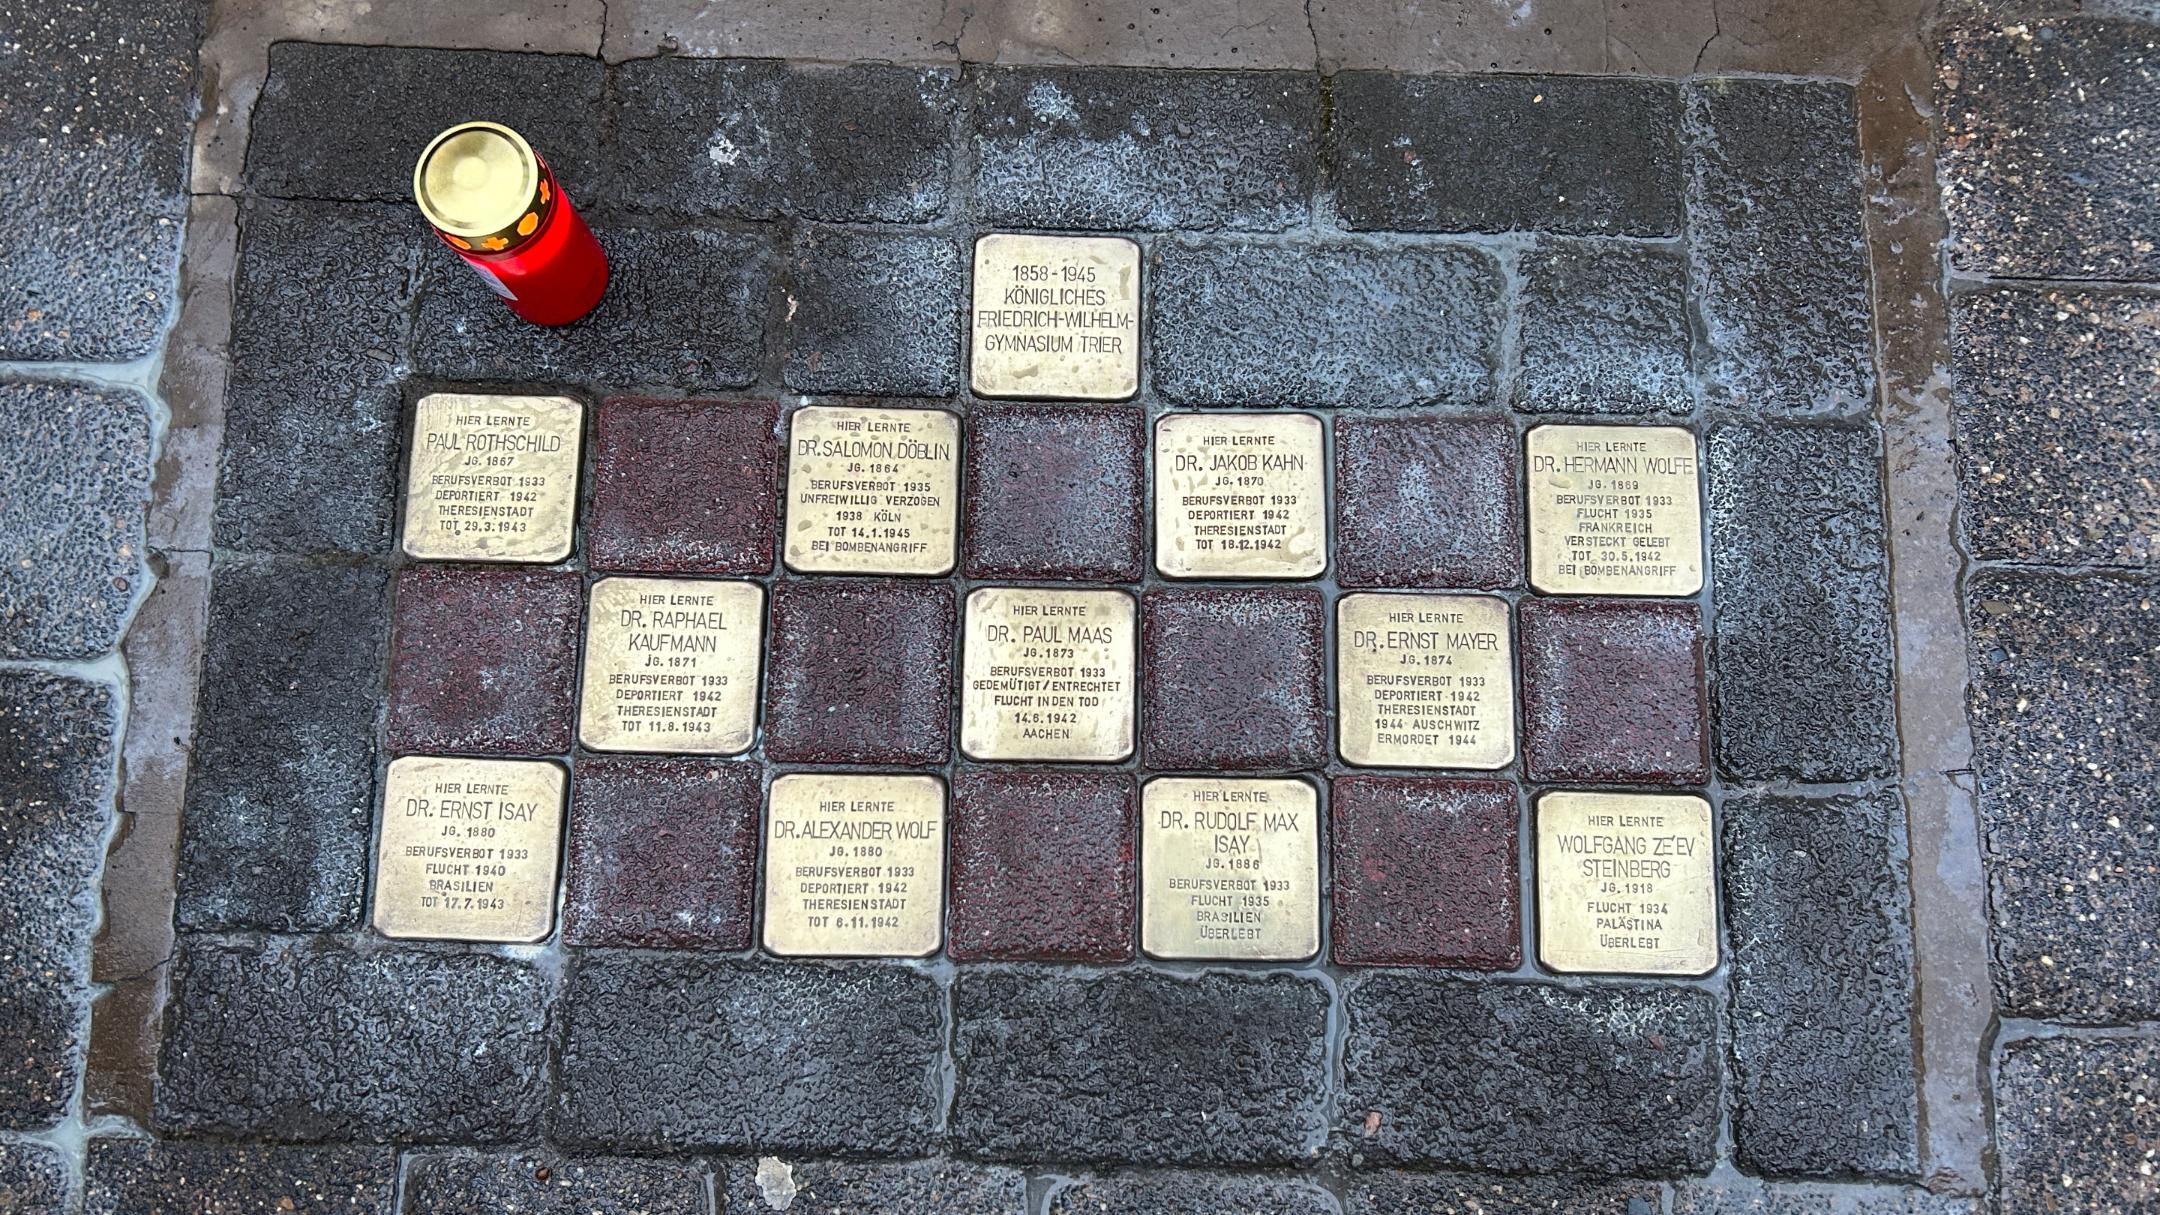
[[413, 121, 609, 327]]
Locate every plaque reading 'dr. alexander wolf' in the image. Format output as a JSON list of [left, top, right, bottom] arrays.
[[1536, 789, 1716, 976], [1527, 424, 1703, 596], [971, 233, 1141, 401], [784, 405, 960, 576], [1155, 412, 1327, 579], [373, 755, 566, 943], [962, 587, 1136, 762], [578, 577, 764, 754], [1337, 592, 1515, 770], [1141, 777, 1320, 962], [401, 392, 583, 562], [762, 773, 945, 958]]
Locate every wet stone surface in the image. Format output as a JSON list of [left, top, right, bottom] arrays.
[[1332, 415, 1521, 589], [1049, 1171, 1340, 1215], [82, 1139, 397, 1215], [762, 578, 954, 766], [1514, 239, 1694, 416], [1344, 1173, 1663, 1215], [785, 227, 961, 396], [948, 768, 1137, 963], [1993, 1035, 2160, 1215], [721, 1158, 1027, 1215], [0, 1139, 68, 1215], [385, 565, 584, 757], [1519, 599, 1709, 785], [562, 758, 760, 951], [405, 1150, 709, 1215], [1670, 1183, 1982, 1215], [0, 382, 152, 660], [963, 404, 1146, 582], [587, 397, 779, 575], [1329, 777, 1519, 970], [1141, 587, 1328, 771]]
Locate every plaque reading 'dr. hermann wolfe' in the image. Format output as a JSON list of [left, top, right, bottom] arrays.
[[578, 577, 764, 754], [402, 392, 583, 562], [971, 233, 1141, 401], [762, 773, 945, 958], [1142, 777, 1320, 962], [1536, 789, 1716, 976], [784, 405, 960, 576], [1337, 592, 1514, 770], [1155, 412, 1327, 579], [1527, 424, 1703, 596], [373, 755, 566, 943], [962, 587, 1136, 762]]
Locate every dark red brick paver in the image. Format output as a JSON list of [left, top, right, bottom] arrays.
[[764, 579, 955, 765], [562, 757, 761, 950], [586, 397, 779, 574], [964, 405, 1146, 582], [1334, 416, 1522, 589], [949, 768, 1137, 963], [385, 566, 582, 756], [1141, 588, 1327, 771], [1330, 776, 1520, 969], [1519, 599, 1708, 784]]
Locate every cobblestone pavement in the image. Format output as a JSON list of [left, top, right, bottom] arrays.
[[0, 1, 2154, 1213]]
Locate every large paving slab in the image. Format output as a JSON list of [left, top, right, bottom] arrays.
[[0, 382, 152, 660], [721, 1158, 1026, 1215], [404, 1151, 710, 1215], [1344, 1173, 1662, 1214], [1993, 1035, 2159, 1215], [1050, 1171, 1340, 1214], [1671, 1181, 1981, 1214], [82, 1139, 397, 1214]]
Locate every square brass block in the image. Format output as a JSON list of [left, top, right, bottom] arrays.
[[783, 404, 960, 576], [762, 772, 946, 958], [971, 233, 1141, 401], [373, 755, 567, 943], [1155, 411, 1327, 579], [961, 586, 1137, 762], [1536, 789, 1717, 976], [1526, 424, 1703, 596], [401, 392, 583, 563], [1141, 776, 1320, 962], [1337, 592, 1515, 769], [578, 577, 765, 755]]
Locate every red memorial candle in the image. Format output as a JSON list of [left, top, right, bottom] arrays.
[[412, 121, 609, 326]]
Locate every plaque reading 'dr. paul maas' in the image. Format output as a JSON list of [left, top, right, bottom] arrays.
[[1537, 790, 1716, 976], [962, 587, 1136, 762], [971, 233, 1141, 401], [578, 577, 764, 754], [1527, 424, 1703, 596], [762, 773, 945, 958], [784, 405, 960, 576], [373, 755, 566, 943], [1142, 777, 1320, 962], [402, 392, 584, 563], [1337, 593, 1514, 770], [1155, 412, 1327, 579]]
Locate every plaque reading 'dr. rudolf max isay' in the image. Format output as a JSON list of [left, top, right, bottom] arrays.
[[373, 755, 566, 943], [401, 392, 583, 562], [971, 233, 1141, 401], [1155, 412, 1326, 579], [1536, 789, 1716, 976], [1142, 777, 1320, 962], [1527, 424, 1703, 597], [1337, 592, 1515, 770], [784, 405, 960, 576], [962, 587, 1136, 763], [762, 773, 945, 958], [578, 577, 764, 754]]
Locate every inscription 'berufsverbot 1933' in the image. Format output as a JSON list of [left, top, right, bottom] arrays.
[[962, 587, 1136, 762], [1537, 790, 1716, 976], [785, 405, 960, 576], [1337, 592, 1515, 769], [1155, 412, 1327, 579], [1527, 424, 1703, 597], [971, 233, 1141, 401], [401, 392, 583, 563], [1142, 777, 1320, 962], [578, 577, 764, 755], [373, 756, 565, 943], [763, 773, 945, 958]]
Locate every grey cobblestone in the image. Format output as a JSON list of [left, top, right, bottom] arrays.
[[1672, 1181, 1980, 1214], [1994, 1036, 2159, 1215], [406, 1150, 709, 1215], [83, 1139, 396, 1214], [1050, 1171, 1340, 1214], [1344, 1173, 1662, 1215], [0, 1139, 69, 1215], [0, 382, 152, 660], [721, 1158, 1027, 1214], [1514, 239, 1693, 416], [784, 226, 962, 396]]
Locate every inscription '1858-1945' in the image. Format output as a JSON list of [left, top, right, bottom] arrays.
[[1527, 424, 1703, 597], [971, 233, 1141, 401], [1142, 777, 1320, 962], [372, 755, 566, 944], [762, 773, 945, 958], [578, 577, 764, 755], [1537, 790, 1717, 976], [784, 405, 960, 576]]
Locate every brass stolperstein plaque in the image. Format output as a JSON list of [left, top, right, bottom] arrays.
[[762, 773, 945, 958], [961, 587, 1136, 762], [373, 756, 566, 943], [784, 405, 960, 576], [1536, 790, 1717, 976], [401, 392, 583, 562], [578, 577, 764, 755], [1155, 412, 1327, 579], [1337, 592, 1514, 770], [1141, 777, 1320, 962], [1527, 424, 1703, 596], [971, 233, 1141, 401]]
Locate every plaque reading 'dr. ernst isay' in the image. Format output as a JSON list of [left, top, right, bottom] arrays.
[[784, 405, 960, 576], [1536, 790, 1716, 976], [1337, 593, 1515, 770], [578, 577, 764, 754], [762, 773, 945, 958], [1155, 412, 1326, 579], [1142, 777, 1320, 962], [373, 755, 566, 943], [971, 233, 1141, 401], [401, 392, 583, 562], [1527, 425, 1703, 596], [962, 587, 1136, 762]]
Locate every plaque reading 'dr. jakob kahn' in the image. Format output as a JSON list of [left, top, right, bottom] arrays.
[[578, 577, 764, 754], [784, 405, 960, 576], [1337, 592, 1515, 770], [971, 233, 1141, 401], [401, 392, 583, 563], [1537, 790, 1716, 976], [1527, 424, 1703, 597], [1142, 777, 1320, 962], [373, 755, 565, 943], [763, 773, 945, 958], [962, 587, 1136, 762], [1155, 412, 1327, 579]]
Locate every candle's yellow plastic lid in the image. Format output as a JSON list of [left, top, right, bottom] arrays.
[[414, 121, 540, 241]]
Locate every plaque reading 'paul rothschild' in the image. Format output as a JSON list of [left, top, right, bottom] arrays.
[[401, 392, 583, 563]]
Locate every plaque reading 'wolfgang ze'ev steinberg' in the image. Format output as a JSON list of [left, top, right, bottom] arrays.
[[1142, 776, 1320, 962], [373, 755, 566, 943], [962, 587, 1136, 762], [971, 233, 1141, 401], [402, 392, 583, 562], [1536, 789, 1716, 976], [1337, 592, 1515, 770], [578, 577, 764, 755], [762, 773, 946, 958], [1155, 412, 1327, 579], [784, 405, 960, 576], [1527, 424, 1703, 597]]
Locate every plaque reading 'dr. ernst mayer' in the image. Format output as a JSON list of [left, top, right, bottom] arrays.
[[578, 577, 764, 754], [961, 587, 1136, 762], [1337, 592, 1515, 770], [971, 233, 1141, 401], [1537, 790, 1716, 976], [373, 756, 566, 943], [1142, 777, 1320, 962], [763, 773, 945, 958], [1155, 412, 1327, 579], [402, 392, 583, 563], [784, 405, 960, 576], [1527, 424, 1703, 597]]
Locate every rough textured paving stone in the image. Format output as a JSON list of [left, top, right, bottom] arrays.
[[0, 0, 201, 361], [1937, 19, 2160, 279], [784, 227, 961, 396], [1141, 588, 1327, 771], [587, 397, 779, 575], [1994, 1036, 2159, 1215], [555, 954, 942, 1154], [0, 1139, 69, 1215], [1672, 1183, 1980, 1215], [610, 59, 956, 222], [1724, 790, 1919, 1180], [1346, 1173, 1664, 1215], [0, 383, 151, 660], [763, 579, 954, 766], [722, 1158, 1027, 1215], [952, 969, 1330, 1165], [1342, 975, 1720, 1174], [1685, 79, 1874, 417], [1950, 288, 2159, 566], [1515, 239, 1694, 416], [1519, 599, 1709, 785], [1330, 777, 1518, 969], [1330, 73, 1682, 236], [963, 405, 1145, 582], [214, 199, 417, 556], [246, 43, 604, 202], [82, 1139, 396, 1214], [949, 768, 1136, 963], [155, 938, 549, 1141], [385, 566, 583, 757], [1332, 415, 1521, 589], [1151, 238, 1501, 408], [562, 758, 760, 951], [974, 67, 1318, 231], [405, 1151, 708, 1215], [411, 227, 770, 392], [0, 672, 115, 1131], [1708, 421, 1898, 782], [177, 557, 387, 933], [1966, 570, 2159, 1022], [1050, 1171, 1339, 1215]]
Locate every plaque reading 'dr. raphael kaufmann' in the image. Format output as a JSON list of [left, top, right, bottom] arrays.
[[1527, 424, 1703, 596], [1155, 412, 1327, 579], [971, 233, 1141, 401], [1142, 777, 1320, 962], [373, 755, 565, 943], [577, 577, 764, 755], [1536, 790, 1716, 976], [784, 405, 960, 576], [401, 392, 583, 562], [961, 587, 1136, 762], [1337, 592, 1515, 770], [762, 773, 945, 958]]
